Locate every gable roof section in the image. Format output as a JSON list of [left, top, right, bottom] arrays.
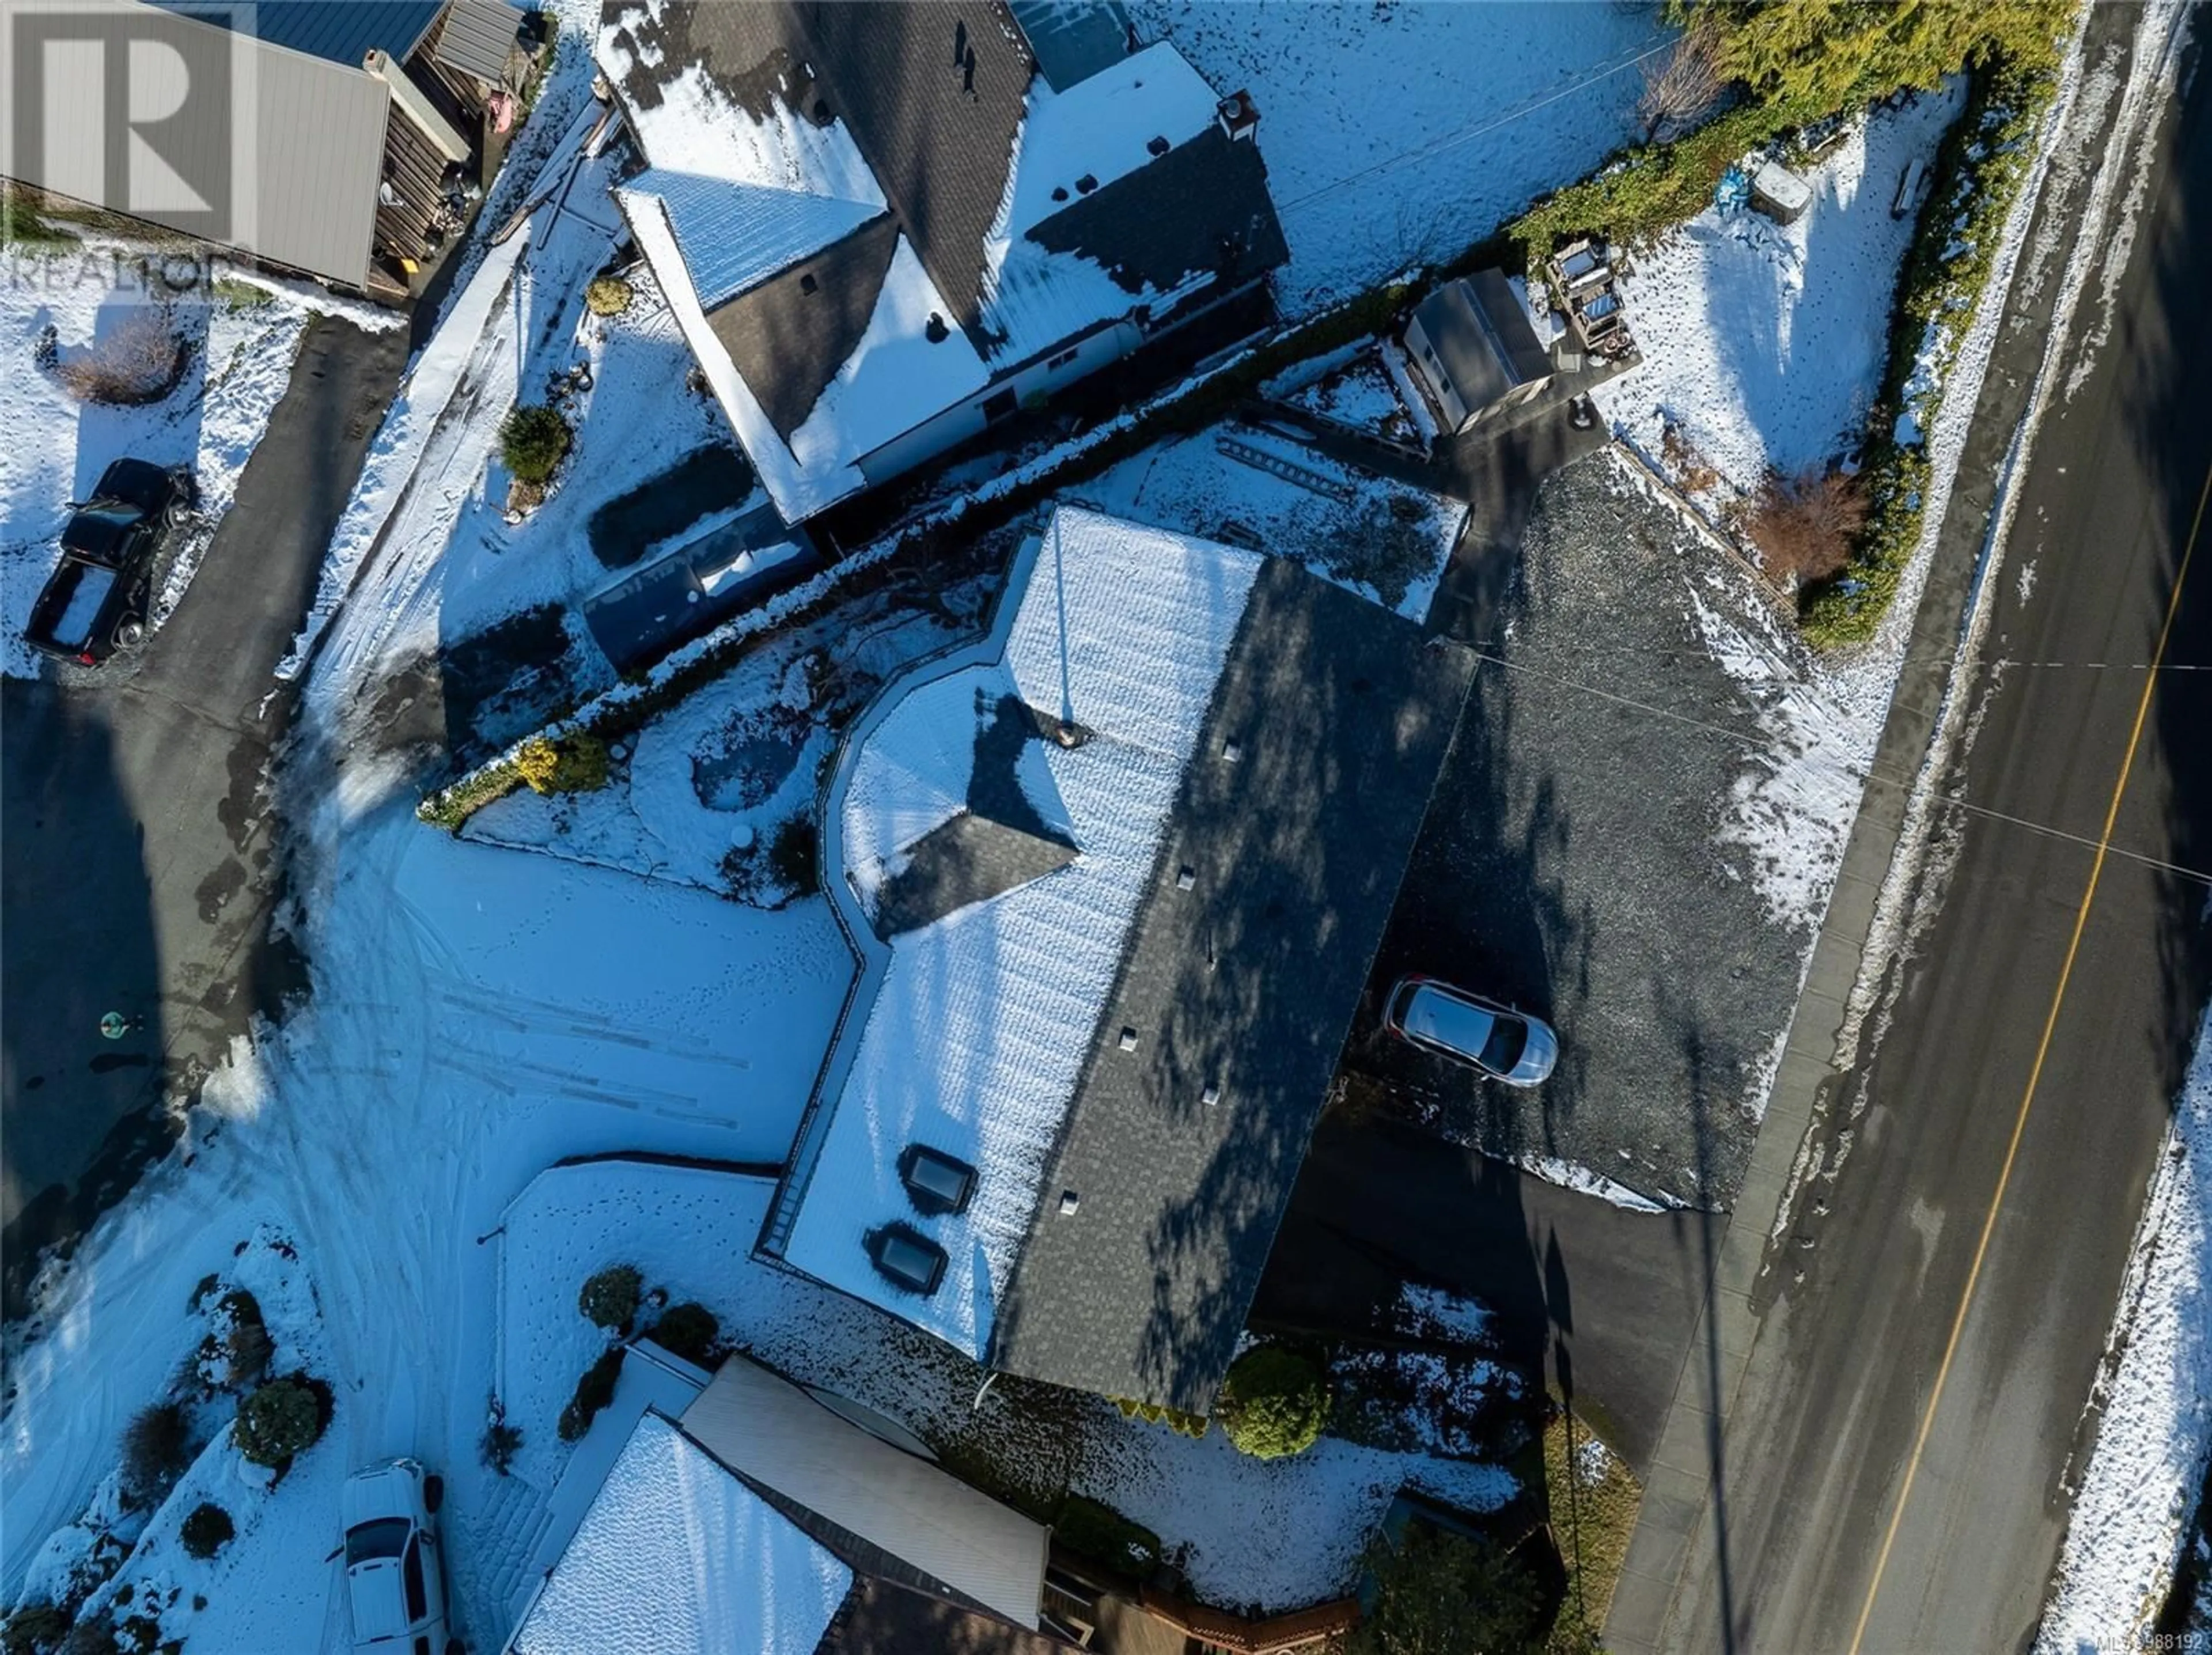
[[429, 0, 521, 83], [1006, 0, 1133, 92], [793, 0, 1034, 342], [507, 1410, 853, 1655], [623, 168, 882, 310], [987, 561, 1475, 1411], [1410, 272, 1552, 415], [774, 509, 1264, 1362], [14, 1, 388, 287], [151, 0, 442, 67], [702, 213, 905, 437], [678, 1357, 1050, 1630]]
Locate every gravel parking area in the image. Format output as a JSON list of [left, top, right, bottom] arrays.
[[1350, 450, 1839, 1207]]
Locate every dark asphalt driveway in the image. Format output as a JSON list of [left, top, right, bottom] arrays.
[[1, 315, 404, 1315]]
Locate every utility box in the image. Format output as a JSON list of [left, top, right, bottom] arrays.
[[1750, 160, 1813, 225]]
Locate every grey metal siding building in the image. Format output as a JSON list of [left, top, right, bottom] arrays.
[[3, 0, 513, 291]]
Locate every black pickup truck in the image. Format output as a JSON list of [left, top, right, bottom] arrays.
[[25, 459, 195, 666]]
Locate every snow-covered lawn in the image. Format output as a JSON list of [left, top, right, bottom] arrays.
[[2036, 1001, 2212, 1651], [0, 801, 852, 1641], [1593, 86, 1965, 500], [1132, 0, 1671, 317], [496, 1159, 1515, 1613], [0, 255, 338, 676], [465, 555, 1000, 895]]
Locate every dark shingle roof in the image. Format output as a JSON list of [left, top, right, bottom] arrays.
[[703, 215, 903, 440], [986, 562, 1474, 1411], [790, 0, 1033, 340], [153, 0, 444, 67], [1025, 126, 1288, 310], [815, 1577, 1073, 1655]]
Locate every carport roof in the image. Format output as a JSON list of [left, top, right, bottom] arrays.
[[986, 559, 1475, 1411]]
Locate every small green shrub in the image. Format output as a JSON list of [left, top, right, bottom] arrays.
[[767, 817, 817, 893], [234, 1377, 324, 1470], [515, 732, 609, 796], [1052, 1494, 1162, 1576], [1215, 1345, 1331, 1461], [179, 1502, 234, 1561], [1349, 1523, 1547, 1655], [558, 1347, 627, 1442], [120, 1401, 194, 1500], [650, 1302, 720, 1366], [585, 275, 633, 317], [577, 1263, 643, 1331], [499, 404, 573, 486], [418, 762, 525, 830]]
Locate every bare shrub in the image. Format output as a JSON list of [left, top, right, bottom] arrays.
[[1745, 465, 1868, 589], [1639, 18, 1725, 144], [120, 1402, 194, 1503], [54, 309, 184, 406]]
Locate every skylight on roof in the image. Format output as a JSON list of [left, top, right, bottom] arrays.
[[866, 1224, 948, 1295], [899, 1145, 976, 1215]]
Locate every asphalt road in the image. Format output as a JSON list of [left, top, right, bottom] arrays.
[[1, 315, 404, 1315], [1652, 33, 2212, 1655]]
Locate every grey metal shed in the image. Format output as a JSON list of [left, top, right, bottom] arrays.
[[1402, 270, 1556, 435]]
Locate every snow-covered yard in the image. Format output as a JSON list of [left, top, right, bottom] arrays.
[[0, 790, 853, 1642], [0, 254, 355, 677], [1132, 0, 1671, 317], [1593, 86, 1967, 502], [494, 1159, 1516, 1614]]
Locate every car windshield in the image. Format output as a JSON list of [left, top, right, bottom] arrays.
[[346, 1518, 410, 1565], [1479, 1014, 1529, 1073]]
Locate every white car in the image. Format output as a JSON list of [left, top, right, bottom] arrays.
[[1384, 976, 1559, 1087], [342, 1459, 454, 1655]]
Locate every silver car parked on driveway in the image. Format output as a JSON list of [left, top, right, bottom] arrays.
[[1384, 976, 1559, 1086]]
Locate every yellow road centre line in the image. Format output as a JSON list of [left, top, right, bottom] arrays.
[[1848, 460, 2212, 1655]]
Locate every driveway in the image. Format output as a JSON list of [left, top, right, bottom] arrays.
[[1342, 447, 1815, 1210], [1, 315, 406, 1316]]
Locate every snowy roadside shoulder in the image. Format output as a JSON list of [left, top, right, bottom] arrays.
[[2035, 1002, 2212, 1651]]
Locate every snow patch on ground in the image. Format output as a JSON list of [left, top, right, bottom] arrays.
[[1131, 0, 1669, 317], [1515, 1153, 1679, 1215], [2036, 1002, 2212, 1652], [1595, 86, 1966, 498]]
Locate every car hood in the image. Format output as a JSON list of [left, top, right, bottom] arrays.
[[1510, 1018, 1559, 1085], [90, 457, 175, 512], [347, 1557, 413, 1641], [341, 1461, 417, 1531]]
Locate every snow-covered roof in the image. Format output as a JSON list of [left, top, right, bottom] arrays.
[[507, 1411, 853, 1655], [777, 508, 1263, 1358], [599, 2, 1284, 522], [679, 1358, 1050, 1629], [624, 168, 882, 310]]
